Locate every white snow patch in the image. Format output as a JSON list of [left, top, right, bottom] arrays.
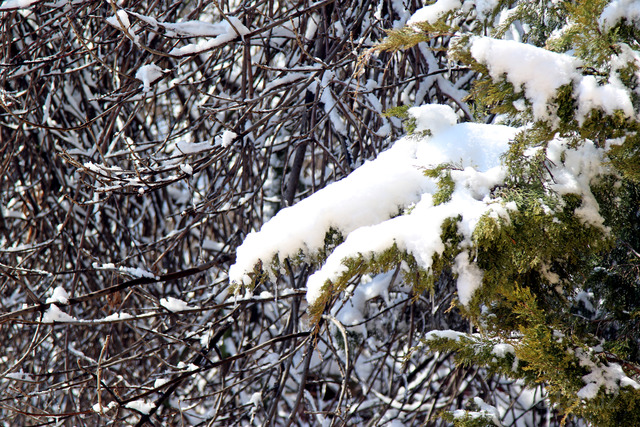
[[599, 0, 640, 30], [106, 10, 131, 31], [453, 251, 483, 305], [0, 0, 38, 9], [470, 36, 634, 123], [215, 130, 237, 147], [46, 286, 69, 305], [575, 75, 634, 123], [408, 103, 458, 135], [229, 136, 433, 286], [119, 266, 158, 279], [169, 17, 249, 57], [470, 37, 581, 120], [135, 64, 164, 93], [576, 348, 640, 400], [102, 312, 133, 322], [175, 140, 213, 154], [424, 329, 466, 341], [125, 399, 156, 414], [408, 0, 462, 26], [160, 297, 196, 312], [42, 304, 77, 323], [154, 378, 170, 388], [492, 343, 515, 358]]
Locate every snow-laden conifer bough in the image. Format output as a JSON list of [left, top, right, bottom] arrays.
[[229, 102, 608, 319]]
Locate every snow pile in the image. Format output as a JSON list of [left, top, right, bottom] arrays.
[[575, 348, 640, 400], [0, 0, 38, 10], [545, 137, 609, 229], [46, 286, 69, 305], [424, 329, 466, 342], [160, 297, 196, 313], [125, 399, 156, 414], [215, 130, 237, 147], [408, 0, 461, 26], [230, 101, 610, 311], [469, 37, 635, 123], [599, 0, 640, 30], [106, 10, 131, 31], [407, 0, 501, 27], [229, 118, 435, 285], [169, 17, 250, 57], [453, 397, 503, 426], [42, 304, 77, 323], [136, 64, 164, 93]]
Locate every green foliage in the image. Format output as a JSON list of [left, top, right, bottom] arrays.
[[247, 0, 640, 423], [424, 164, 457, 205], [367, 0, 640, 424], [375, 26, 430, 52], [382, 105, 417, 134], [441, 410, 499, 427], [307, 244, 431, 323]]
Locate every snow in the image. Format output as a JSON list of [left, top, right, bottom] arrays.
[[332, 272, 394, 338], [575, 348, 640, 400], [160, 20, 241, 37], [470, 36, 635, 123], [5, 371, 34, 382], [452, 251, 483, 305], [135, 64, 164, 93], [407, 0, 462, 26], [0, 0, 38, 10], [125, 399, 156, 414], [214, 130, 237, 147], [249, 392, 262, 407], [154, 378, 169, 388], [92, 401, 117, 414], [424, 329, 465, 341], [492, 343, 515, 358], [230, 107, 520, 307], [169, 17, 250, 57], [470, 37, 581, 120], [119, 266, 159, 279], [102, 312, 133, 321], [408, 104, 458, 135], [546, 137, 609, 230], [46, 286, 69, 305], [575, 75, 634, 122], [229, 137, 432, 286], [407, 0, 500, 26], [175, 140, 213, 154], [452, 397, 503, 426], [42, 304, 77, 323], [160, 296, 196, 312], [106, 10, 131, 31], [599, 0, 640, 30]]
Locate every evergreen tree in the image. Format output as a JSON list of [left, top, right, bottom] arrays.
[[231, 0, 640, 424]]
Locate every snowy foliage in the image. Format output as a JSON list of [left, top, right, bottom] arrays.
[[4, 0, 640, 425]]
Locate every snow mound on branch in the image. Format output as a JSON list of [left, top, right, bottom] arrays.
[[230, 102, 609, 309], [408, 0, 462, 26], [169, 17, 249, 57], [136, 64, 164, 93], [469, 37, 635, 123], [599, 0, 640, 30], [230, 105, 515, 306], [407, 0, 500, 26], [42, 305, 77, 323], [575, 348, 640, 400]]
